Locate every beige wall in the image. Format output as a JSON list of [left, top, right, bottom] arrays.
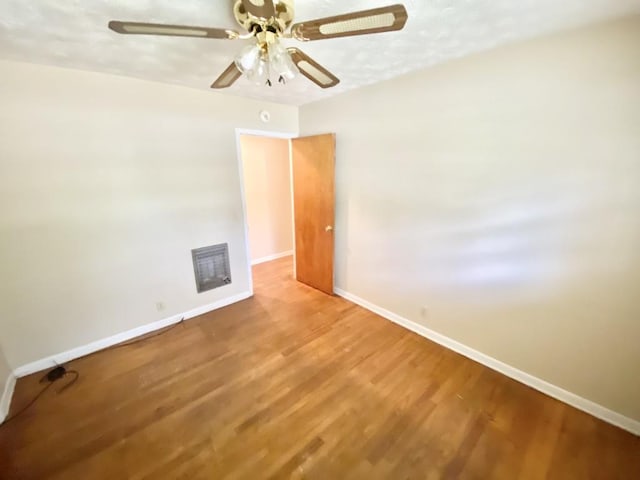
[[0, 345, 11, 391], [0, 60, 297, 369], [240, 135, 293, 262], [0, 343, 12, 420], [300, 17, 640, 421]]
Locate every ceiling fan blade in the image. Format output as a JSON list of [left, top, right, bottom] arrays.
[[240, 0, 276, 19], [108, 21, 238, 39], [287, 48, 339, 89], [291, 4, 408, 41], [210, 63, 243, 89]]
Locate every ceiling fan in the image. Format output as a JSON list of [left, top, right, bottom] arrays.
[[108, 0, 408, 90]]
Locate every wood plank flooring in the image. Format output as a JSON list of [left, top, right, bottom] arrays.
[[0, 256, 638, 479]]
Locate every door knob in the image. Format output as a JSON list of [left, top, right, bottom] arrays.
[[325, 225, 333, 232]]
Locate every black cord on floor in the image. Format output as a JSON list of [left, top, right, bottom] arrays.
[[0, 366, 80, 428], [105, 318, 185, 350], [0, 381, 54, 428], [0, 318, 184, 428], [58, 370, 79, 393]]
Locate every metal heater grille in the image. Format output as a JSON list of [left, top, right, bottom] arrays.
[[192, 243, 231, 293]]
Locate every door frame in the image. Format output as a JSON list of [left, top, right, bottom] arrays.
[[234, 128, 298, 296]]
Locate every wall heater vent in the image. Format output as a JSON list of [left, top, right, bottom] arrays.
[[191, 243, 231, 293]]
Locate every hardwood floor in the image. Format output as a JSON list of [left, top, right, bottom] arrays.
[[1, 256, 638, 479]]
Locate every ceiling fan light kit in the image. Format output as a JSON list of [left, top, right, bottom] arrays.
[[233, 33, 298, 87], [108, 1, 408, 90]]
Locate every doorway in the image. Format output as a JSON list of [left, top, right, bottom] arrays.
[[238, 133, 295, 269], [236, 129, 336, 295]]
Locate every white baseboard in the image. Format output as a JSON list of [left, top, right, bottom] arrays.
[[13, 291, 252, 378], [251, 250, 293, 265], [334, 288, 640, 437], [0, 372, 17, 423]]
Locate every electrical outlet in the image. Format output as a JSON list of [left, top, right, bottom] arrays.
[[156, 301, 165, 312], [420, 306, 429, 319]]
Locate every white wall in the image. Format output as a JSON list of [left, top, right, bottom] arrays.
[[239, 135, 293, 262], [0, 60, 297, 369], [299, 17, 640, 421]]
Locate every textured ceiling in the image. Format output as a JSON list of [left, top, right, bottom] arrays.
[[1, 0, 639, 105]]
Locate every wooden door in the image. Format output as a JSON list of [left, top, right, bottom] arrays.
[[291, 134, 335, 294]]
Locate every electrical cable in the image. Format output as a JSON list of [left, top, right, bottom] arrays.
[[0, 367, 80, 429], [104, 318, 185, 350], [0, 382, 54, 428], [57, 370, 79, 393], [0, 318, 183, 428]]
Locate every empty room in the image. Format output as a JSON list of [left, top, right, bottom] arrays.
[[1, 1, 639, 478]]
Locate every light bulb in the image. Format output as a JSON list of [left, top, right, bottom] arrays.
[[280, 52, 298, 80], [268, 41, 298, 81], [246, 57, 270, 86], [234, 44, 261, 74]]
